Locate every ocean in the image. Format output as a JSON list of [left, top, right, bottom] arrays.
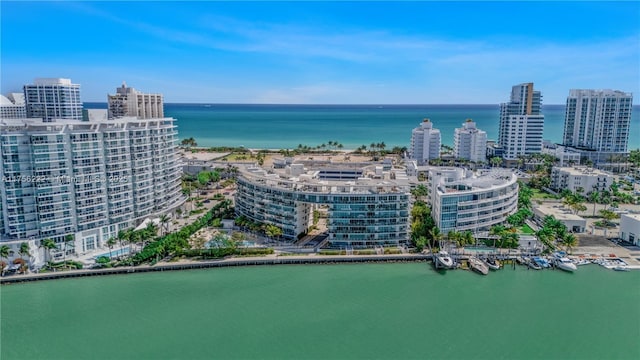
[[84, 103, 640, 151], [1, 263, 638, 360]]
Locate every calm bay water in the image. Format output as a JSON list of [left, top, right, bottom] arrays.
[[2, 263, 638, 360]]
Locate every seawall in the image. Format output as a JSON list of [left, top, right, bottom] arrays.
[[0, 254, 433, 284]]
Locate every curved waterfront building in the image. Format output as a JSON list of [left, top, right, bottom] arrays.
[[235, 163, 410, 248], [0, 117, 184, 254], [428, 168, 518, 234]]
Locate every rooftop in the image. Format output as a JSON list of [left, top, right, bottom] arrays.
[[553, 166, 612, 177], [621, 213, 640, 222], [238, 160, 410, 194], [534, 204, 586, 222], [433, 168, 517, 194]]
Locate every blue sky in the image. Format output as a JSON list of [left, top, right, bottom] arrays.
[[2, 1, 639, 104]]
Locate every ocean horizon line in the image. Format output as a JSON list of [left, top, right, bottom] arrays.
[[83, 102, 578, 107]]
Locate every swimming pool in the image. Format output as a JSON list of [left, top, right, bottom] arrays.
[[93, 247, 131, 260], [463, 246, 497, 253]]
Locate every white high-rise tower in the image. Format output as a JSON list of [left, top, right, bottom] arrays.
[[454, 119, 487, 163], [24, 78, 82, 121], [562, 89, 633, 153], [498, 83, 544, 160], [409, 119, 441, 165]]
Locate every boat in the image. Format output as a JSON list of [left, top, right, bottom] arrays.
[[573, 258, 591, 266], [533, 257, 551, 268], [553, 256, 577, 272], [526, 258, 542, 270], [613, 265, 630, 272], [483, 257, 501, 270], [468, 256, 489, 275], [435, 251, 454, 269]]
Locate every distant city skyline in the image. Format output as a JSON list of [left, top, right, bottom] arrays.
[[2, 1, 638, 104]]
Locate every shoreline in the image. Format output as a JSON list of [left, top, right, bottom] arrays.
[[0, 254, 431, 284], [3, 251, 637, 285]]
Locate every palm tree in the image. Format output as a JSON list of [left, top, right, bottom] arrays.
[[159, 214, 171, 236], [63, 234, 74, 265], [0, 245, 8, 276], [490, 157, 503, 168], [588, 191, 600, 216], [462, 231, 475, 247], [19, 242, 30, 264], [429, 227, 444, 251], [39, 238, 57, 265], [562, 233, 578, 254], [106, 237, 117, 259], [447, 230, 462, 248], [489, 225, 506, 248], [0, 245, 10, 263]]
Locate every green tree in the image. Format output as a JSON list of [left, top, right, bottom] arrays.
[[264, 224, 283, 240], [0, 245, 10, 262], [159, 214, 171, 236], [106, 237, 117, 259], [63, 234, 74, 264], [429, 227, 444, 250], [562, 233, 578, 254], [490, 157, 503, 168], [447, 230, 462, 248], [588, 191, 601, 216], [462, 231, 475, 246], [19, 242, 31, 264], [599, 209, 619, 226], [39, 238, 57, 264]]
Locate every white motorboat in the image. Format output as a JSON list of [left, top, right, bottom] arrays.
[[613, 265, 630, 272], [573, 258, 591, 266], [435, 251, 454, 269], [554, 257, 577, 272], [468, 256, 489, 275], [483, 257, 501, 270]]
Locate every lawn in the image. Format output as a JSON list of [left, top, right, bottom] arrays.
[[530, 188, 556, 199], [517, 224, 535, 234]]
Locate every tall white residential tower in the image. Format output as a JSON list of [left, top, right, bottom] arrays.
[[108, 82, 164, 119], [562, 89, 633, 153], [498, 83, 544, 160], [0, 117, 184, 256], [454, 119, 487, 163], [409, 119, 441, 165], [24, 78, 82, 121]]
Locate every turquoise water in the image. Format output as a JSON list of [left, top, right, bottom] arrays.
[[2, 263, 638, 360], [93, 247, 130, 259], [84, 103, 640, 150]]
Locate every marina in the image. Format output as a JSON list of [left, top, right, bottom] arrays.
[[4, 249, 639, 284]]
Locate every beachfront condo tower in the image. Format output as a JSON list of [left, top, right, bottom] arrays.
[[562, 89, 633, 153], [0, 117, 184, 260], [108, 82, 164, 119], [454, 119, 487, 163], [409, 119, 441, 165], [498, 83, 544, 160], [24, 78, 82, 122]]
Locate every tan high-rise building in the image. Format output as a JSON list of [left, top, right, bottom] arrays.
[[108, 82, 164, 119]]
